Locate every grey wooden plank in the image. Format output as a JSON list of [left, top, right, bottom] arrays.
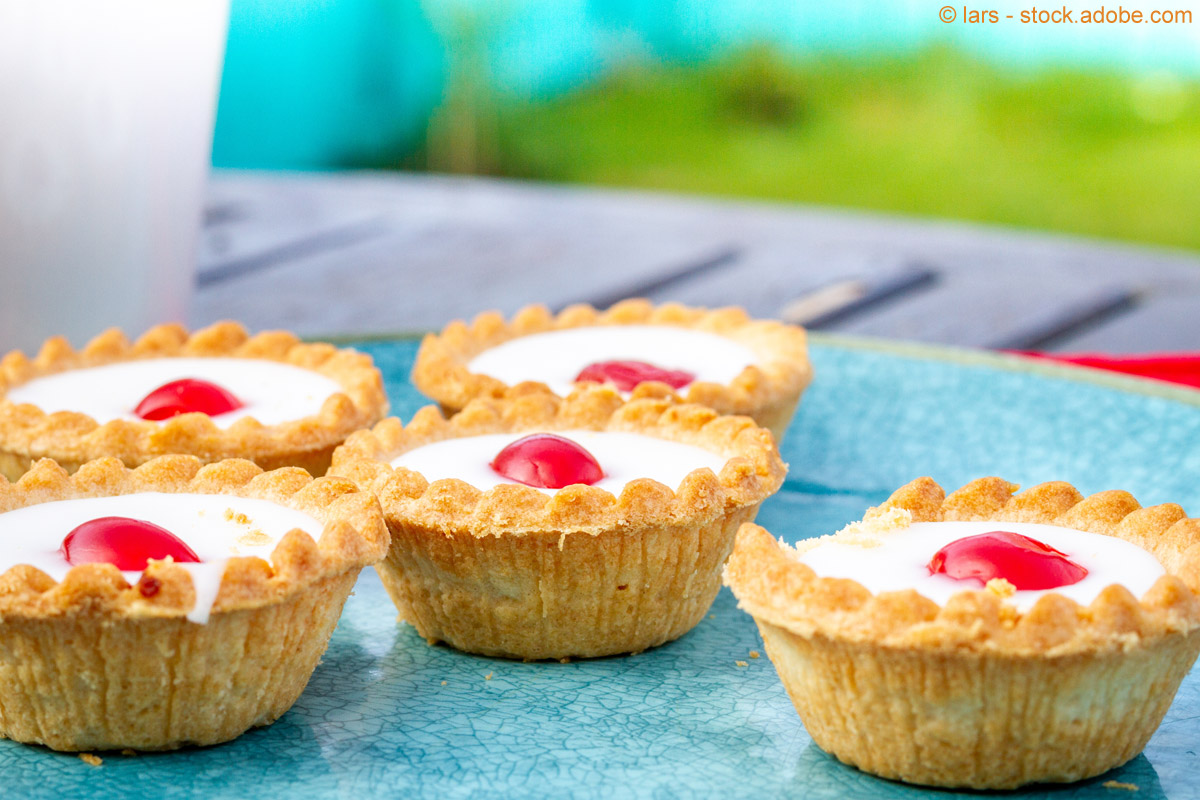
[[821, 269, 1139, 350], [196, 172, 1200, 349], [1048, 291, 1200, 353], [641, 209, 1191, 350], [632, 248, 897, 319], [585, 246, 741, 310], [987, 288, 1139, 350], [788, 269, 939, 328], [191, 184, 740, 336], [640, 254, 1137, 350], [639, 248, 938, 323], [199, 174, 390, 277], [198, 219, 389, 288]]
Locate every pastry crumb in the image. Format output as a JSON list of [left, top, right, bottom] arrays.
[[862, 505, 911, 525], [559, 657, 571, 664], [790, 507, 913, 556], [735, 660, 749, 667], [485, 672, 493, 681], [986, 578, 1017, 599], [224, 509, 252, 525], [1102, 780, 1139, 791], [440, 680, 447, 686], [121, 749, 136, 756], [749, 650, 760, 659], [78, 753, 102, 767], [236, 529, 271, 547], [708, 614, 716, 619]]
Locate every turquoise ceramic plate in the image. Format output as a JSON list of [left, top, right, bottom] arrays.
[[4, 335, 1199, 799]]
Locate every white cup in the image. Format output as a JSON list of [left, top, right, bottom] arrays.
[[0, 0, 229, 355]]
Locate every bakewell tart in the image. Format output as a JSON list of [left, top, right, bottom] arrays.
[[0, 454, 388, 751], [331, 386, 787, 660], [410, 299, 813, 441], [724, 477, 1200, 789], [0, 321, 388, 481]]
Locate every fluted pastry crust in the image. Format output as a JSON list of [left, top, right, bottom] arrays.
[[0, 455, 389, 751], [410, 299, 812, 440], [0, 455, 389, 619], [0, 321, 388, 479], [724, 477, 1200, 789], [332, 386, 787, 659]]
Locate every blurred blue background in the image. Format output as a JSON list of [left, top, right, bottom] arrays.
[[211, 0, 1200, 251], [212, 0, 441, 168], [213, 0, 1200, 170]]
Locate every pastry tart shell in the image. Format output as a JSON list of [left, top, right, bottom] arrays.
[[0, 321, 389, 480], [0, 455, 389, 751], [724, 477, 1200, 789], [410, 299, 813, 441], [331, 387, 787, 660]]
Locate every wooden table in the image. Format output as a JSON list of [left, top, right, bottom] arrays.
[[197, 171, 1200, 352]]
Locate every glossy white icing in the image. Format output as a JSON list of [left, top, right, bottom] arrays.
[[466, 326, 757, 397], [0, 493, 324, 623], [797, 519, 1166, 611], [5, 357, 342, 428], [390, 430, 729, 496]]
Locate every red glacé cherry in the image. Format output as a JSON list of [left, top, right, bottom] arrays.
[[928, 530, 1088, 590], [575, 360, 696, 392], [490, 433, 605, 489], [60, 516, 201, 570], [134, 378, 243, 421]]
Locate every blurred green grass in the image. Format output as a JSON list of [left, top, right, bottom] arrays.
[[465, 48, 1200, 251]]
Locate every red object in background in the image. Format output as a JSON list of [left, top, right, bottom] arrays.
[[928, 530, 1088, 591], [490, 433, 605, 489], [575, 360, 696, 392], [134, 378, 244, 420], [61, 516, 201, 570], [1008, 352, 1200, 390]]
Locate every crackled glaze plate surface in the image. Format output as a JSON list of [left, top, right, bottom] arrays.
[[4, 335, 1200, 799]]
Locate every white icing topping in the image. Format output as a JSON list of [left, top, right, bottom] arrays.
[[466, 326, 758, 397], [390, 430, 729, 495], [4, 358, 342, 428], [0, 493, 324, 623], [797, 520, 1166, 611]]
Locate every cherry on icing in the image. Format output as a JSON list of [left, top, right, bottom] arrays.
[[575, 360, 696, 392], [134, 378, 243, 421], [928, 530, 1088, 591], [490, 433, 604, 489], [61, 516, 201, 570]]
